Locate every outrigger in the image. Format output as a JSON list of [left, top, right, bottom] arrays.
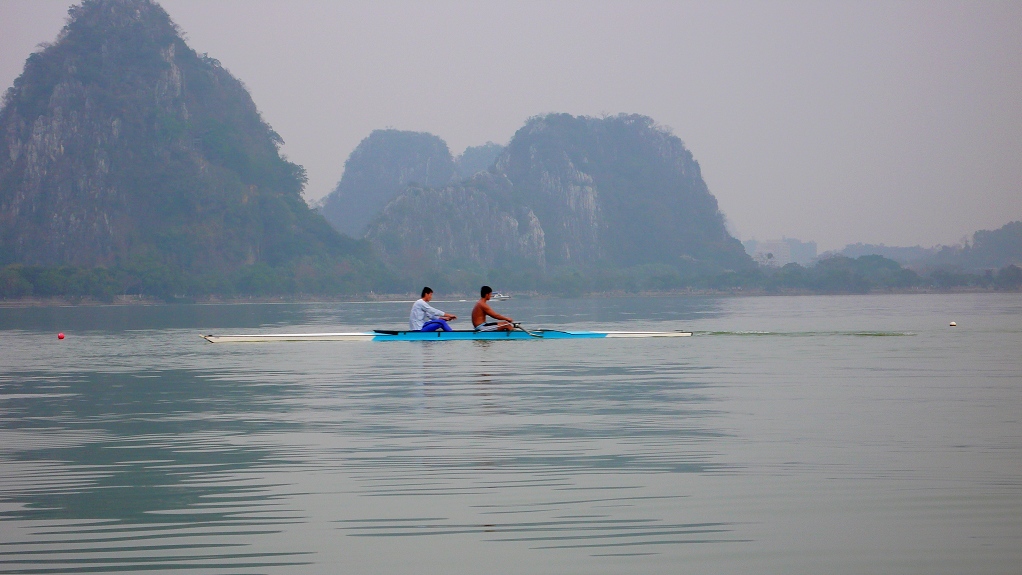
[[202, 325, 692, 343]]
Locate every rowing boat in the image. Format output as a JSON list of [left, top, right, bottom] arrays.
[[202, 330, 692, 343], [201, 329, 692, 343]]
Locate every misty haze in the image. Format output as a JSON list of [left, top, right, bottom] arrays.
[[0, 1, 1020, 574]]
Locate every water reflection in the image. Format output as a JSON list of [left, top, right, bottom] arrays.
[[11, 296, 1016, 573], [1, 331, 733, 571], [338, 516, 740, 550], [0, 369, 314, 572]]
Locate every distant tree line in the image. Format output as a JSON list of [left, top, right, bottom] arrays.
[[412, 254, 1018, 297], [8, 254, 1017, 302], [710, 256, 1021, 294], [833, 221, 1022, 272], [0, 257, 399, 302]]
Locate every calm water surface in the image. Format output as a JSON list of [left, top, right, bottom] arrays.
[[1, 294, 1020, 574]]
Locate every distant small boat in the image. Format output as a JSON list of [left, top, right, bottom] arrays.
[[491, 292, 511, 300], [202, 328, 692, 343]]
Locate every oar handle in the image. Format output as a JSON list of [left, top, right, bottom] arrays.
[[513, 322, 543, 338]]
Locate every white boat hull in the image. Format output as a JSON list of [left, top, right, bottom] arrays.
[[202, 329, 692, 343]]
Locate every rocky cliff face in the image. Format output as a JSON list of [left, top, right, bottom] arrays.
[[319, 130, 456, 238], [498, 113, 749, 271], [0, 0, 358, 273], [362, 113, 752, 275], [496, 120, 602, 265], [365, 172, 545, 275]]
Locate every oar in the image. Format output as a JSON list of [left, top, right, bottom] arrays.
[[513, 322, 543, 338]]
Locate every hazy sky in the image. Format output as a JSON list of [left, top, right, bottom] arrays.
[[2, 1, 1020, 251]]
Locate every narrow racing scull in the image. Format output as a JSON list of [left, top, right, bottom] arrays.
[[201, 328, 692, 343]]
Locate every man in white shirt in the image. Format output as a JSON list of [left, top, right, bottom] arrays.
[[409, 287, 457, 331]]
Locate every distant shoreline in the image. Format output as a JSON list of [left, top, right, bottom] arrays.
[[1, 287, 1017, 308]]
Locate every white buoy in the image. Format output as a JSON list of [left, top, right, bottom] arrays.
[[949, 321, 957, 327]]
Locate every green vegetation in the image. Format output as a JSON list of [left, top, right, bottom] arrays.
[[1, 2, 1016, 302], [0, 256, 397, 302], [927, 221, 1022, 271], [3, 250, 1019, 302], [0, 0, 390, 295], [499, 114, 752, 271], [454, 142, 504, 178], [704, 257, 1021, 294], [361, 114, 754, 291], [836, 221, 1022, 272], [318, 130, 456, 238]]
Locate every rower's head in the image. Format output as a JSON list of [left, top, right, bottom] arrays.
[[480, 285, 492, 300], [421, 287, 433, 301]]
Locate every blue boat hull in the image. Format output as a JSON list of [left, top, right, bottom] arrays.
[[371, 329, 604, 340]]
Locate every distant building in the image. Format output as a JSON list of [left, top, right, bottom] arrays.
[[744, 238, 817, 267], [785, 238, 818, 266], [753, 240, 792, 267]]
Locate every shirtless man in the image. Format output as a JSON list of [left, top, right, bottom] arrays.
[[471, 285, 514, 331]]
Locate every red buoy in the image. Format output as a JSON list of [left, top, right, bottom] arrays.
[[57, 333, 65, 340]]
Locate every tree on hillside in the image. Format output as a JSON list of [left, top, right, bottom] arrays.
[[0, 0, 387, 296], [319, 130, 456, 238]]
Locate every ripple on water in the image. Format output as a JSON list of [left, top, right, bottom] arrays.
[[1, 295, 1020, 573]]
